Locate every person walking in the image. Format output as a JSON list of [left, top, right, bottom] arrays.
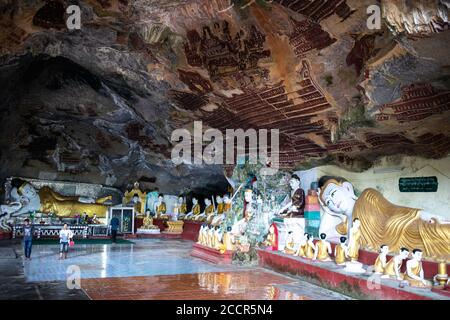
[[59, 223, 73, 260], [110, 216, 120, 243], [23, 219, 33, 260]]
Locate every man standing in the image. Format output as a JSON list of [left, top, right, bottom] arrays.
[[23, 219, 33, 260], [110, 216, 120, 243]]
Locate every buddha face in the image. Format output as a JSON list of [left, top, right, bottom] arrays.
[[352, 219, 360, 229], [205, 199, 211, 206], [321, 181, 356, 216], [400, 250, 410, 259], [216, 196, 223, 203], [158, 196, 163, 202], [413, 250, 423, 261], [381, 245, 389, 254], [178, 197, 183, 204], [223, 195, 230, 203], [289, 178, 300, 191], [19, 183, 38, 199], [193, 198, 198, 205], [132, 195, 139, 204]]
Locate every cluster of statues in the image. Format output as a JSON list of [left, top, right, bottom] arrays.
[[263, 174, 450, 289]]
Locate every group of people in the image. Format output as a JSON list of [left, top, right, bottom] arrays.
[[22, 219, 74, 260]]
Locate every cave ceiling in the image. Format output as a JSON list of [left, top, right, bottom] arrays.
[[0, 0, 450, 194]]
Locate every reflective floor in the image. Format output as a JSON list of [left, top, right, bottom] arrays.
[[11, 239, 352, 300]]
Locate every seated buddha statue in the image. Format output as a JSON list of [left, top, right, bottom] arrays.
[[295, 233, 308, 257], [263, 224, 278, 251], [305, 234, 315, 259], [223, 194, 232, 213], [404, 249, 432, 288], [154, 195, 169, 219], [175, 196, 187, 220], [283, 231, 296, 255], [184, 198, 201, 220], [318, 176, 450, 260], [373, 244, 389, 274], [313, 233, 332, 262], [334, 236, 348, 265], [218, 227, 235, 254], [142, 210, 159, 230], [211, 196, 225, 226], [382, 248, 410, 280], [197, 199, 214, 223]]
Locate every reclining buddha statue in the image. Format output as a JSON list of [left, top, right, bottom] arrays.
[[318, 176, 450, 260], [1, 180, 112, 222]]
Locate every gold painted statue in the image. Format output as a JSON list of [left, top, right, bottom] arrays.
[[373, 244, 389, 274], [295, 233, 308, 257], [197, 198, 214, 222], [123, 182, 147, 215], [318, 176, 450, 260], [141, 210, 160, 230], [313, 233, 332, 262], [404, 249, 432, 288], [154, 195, 169, 219], [184, 198, 201, 220], [334, 236, 347, 265], [382, 248, 410, 280], [3, 182, 112, 218], [217, 227, 235, 254], [305, 234, 315, 259]]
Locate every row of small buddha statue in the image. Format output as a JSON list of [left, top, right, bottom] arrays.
[[265, 226, 433, 288], [197, 224, 235, 254]]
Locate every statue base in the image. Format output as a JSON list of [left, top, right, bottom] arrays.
[[257, 249, 448, 300], [136, 228, 160, 234], [162, 221, 184, 234], [190, 243, 234, 264], [343, 261, 367, 274]]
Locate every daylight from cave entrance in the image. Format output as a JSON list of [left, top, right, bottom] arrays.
[[0, 0, 449, 303]]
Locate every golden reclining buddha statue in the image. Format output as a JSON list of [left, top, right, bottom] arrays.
[[1, 181, 112, 219], [318, 176, 450, 261]]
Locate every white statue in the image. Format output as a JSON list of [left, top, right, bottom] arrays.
[[184, 197, 201, 220], [231, 189, 254, 237], [211, 196, 225, 226], [404, 249, 432, 288], [382, 248, 410, 280]]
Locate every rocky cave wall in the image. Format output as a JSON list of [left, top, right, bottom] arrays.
[[0, 0, 449, 196]]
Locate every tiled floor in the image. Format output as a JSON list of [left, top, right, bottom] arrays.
[[16, 239, 351, 300]]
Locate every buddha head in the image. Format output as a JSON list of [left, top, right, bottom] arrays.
[[380, 244, 389, 254], [223, 194, 231, 204], [352, 218, 360, 229], [318, 176, 357, 216], [17, 182, 38, 199], [412, 249, 423, 261], [216, 195, 223, 204], [132, 194, 139, 204], [178, 196, 184, 205], [158, 195, 164, 203], [192, 197, 198, 205], [339, 236, 347, 244], [399, 247, 410, 259], [205, 198, 211, 206], [320, 233, 327, 240], [289, 174, 301, 191]]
